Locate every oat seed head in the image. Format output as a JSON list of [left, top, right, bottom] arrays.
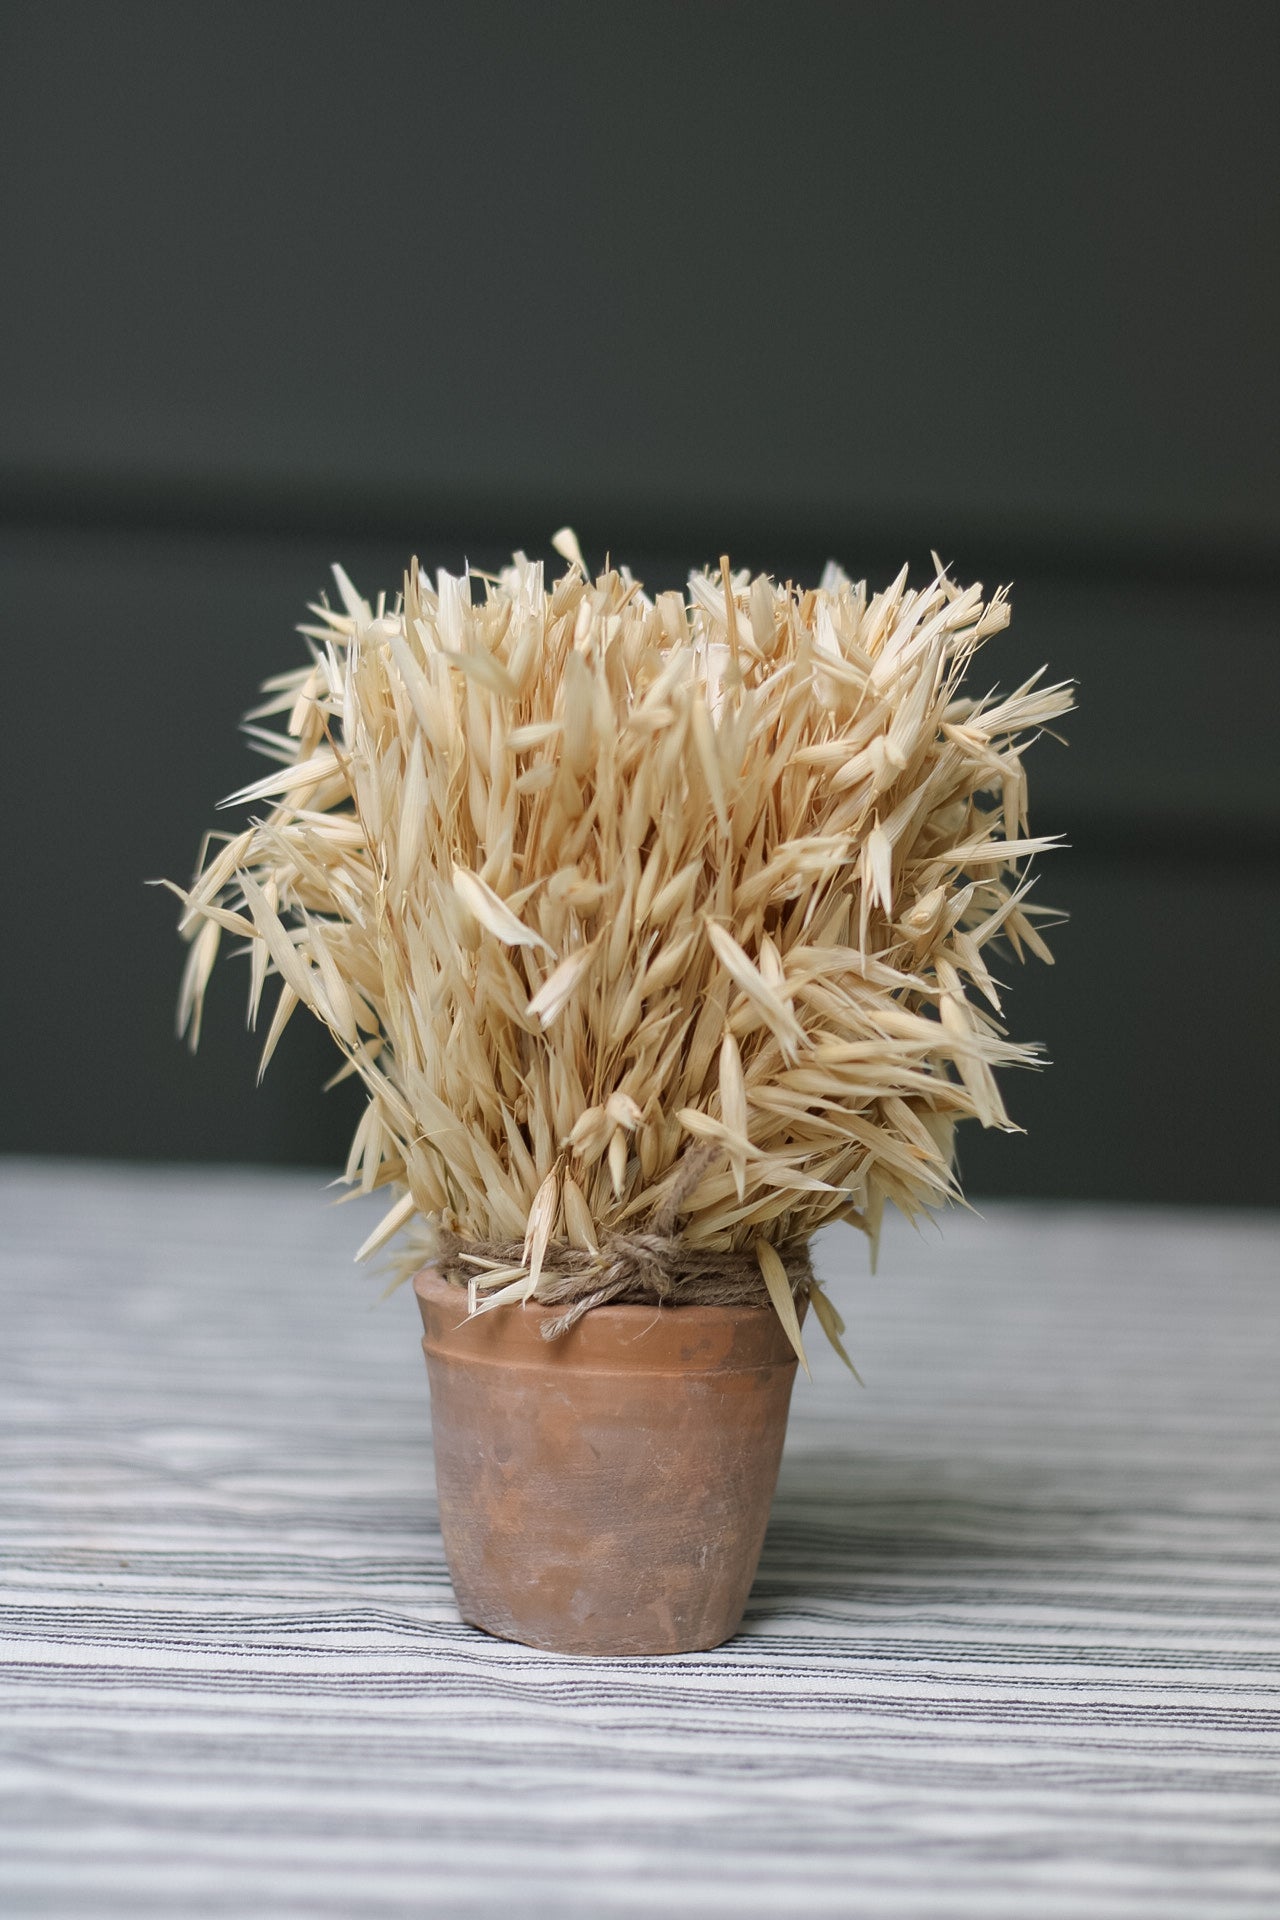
[[173, 541, 1070, 1311]]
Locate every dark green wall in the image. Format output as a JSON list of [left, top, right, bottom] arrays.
[[3, 4, 1276, 1204]]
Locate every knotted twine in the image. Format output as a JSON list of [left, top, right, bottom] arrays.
[[431, 1148, 814, 1339]]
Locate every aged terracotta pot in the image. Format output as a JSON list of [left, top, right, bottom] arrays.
[[414, 1266, 804, 1656]]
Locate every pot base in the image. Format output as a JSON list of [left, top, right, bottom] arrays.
[[415, 1268, 803, 1657]]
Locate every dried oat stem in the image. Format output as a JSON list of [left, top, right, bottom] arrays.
[[172, 534, 1070, 1360]]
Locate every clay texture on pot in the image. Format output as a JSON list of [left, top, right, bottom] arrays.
[[415, 1266, 803, 1657]]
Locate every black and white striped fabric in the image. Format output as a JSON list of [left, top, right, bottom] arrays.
[[2, 1161, 1277, 1917]]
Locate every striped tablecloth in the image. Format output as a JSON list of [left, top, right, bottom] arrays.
[[2, 1161, 1277, 1917]]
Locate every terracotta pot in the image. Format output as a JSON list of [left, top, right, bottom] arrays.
[[414, 1267, 803, 1657]]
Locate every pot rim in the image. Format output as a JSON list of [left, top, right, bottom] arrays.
[[414, 1264, 804, 1372]]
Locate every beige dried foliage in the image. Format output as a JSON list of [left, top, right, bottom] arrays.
[[173, 538, 1070, 1345]]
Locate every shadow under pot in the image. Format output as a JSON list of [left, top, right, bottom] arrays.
[[414, 1266, 804, 1657]]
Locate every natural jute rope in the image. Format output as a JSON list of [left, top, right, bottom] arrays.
[[432, 1230, 814, 1339]]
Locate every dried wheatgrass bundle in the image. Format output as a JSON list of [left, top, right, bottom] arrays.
[[172, 531, 1070, 1362]]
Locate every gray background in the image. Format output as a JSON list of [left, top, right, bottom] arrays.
[[3, 2, 1276, 1203]]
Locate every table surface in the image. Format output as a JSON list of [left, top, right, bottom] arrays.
[[2, 1161, 1277, 1919]]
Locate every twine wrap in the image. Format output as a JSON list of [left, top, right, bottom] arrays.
[[433, 1230, 815, 1339]]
